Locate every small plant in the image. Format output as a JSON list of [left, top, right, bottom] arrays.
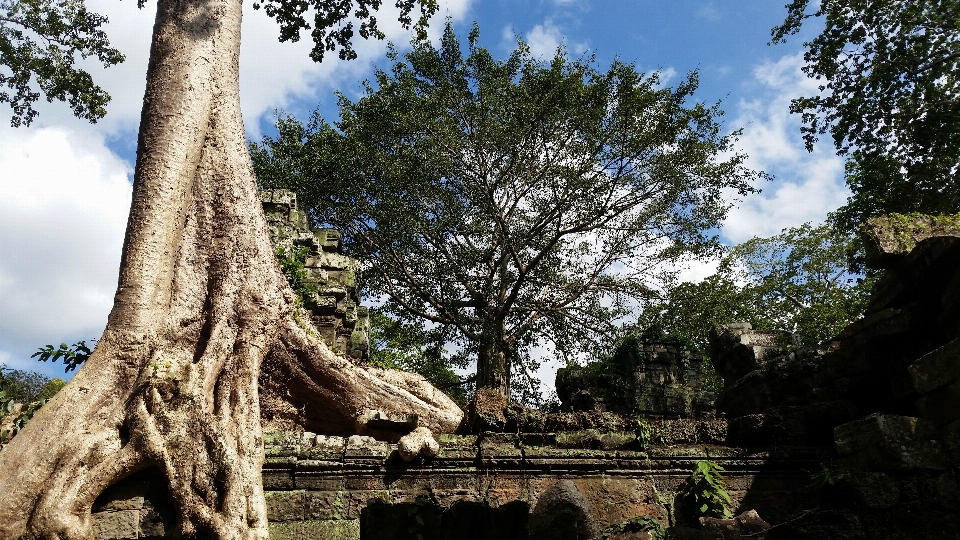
[[31, 340, 95, 372], [405, 495, 438, 540], [634, 418, 652, 450], [675, 460, 732, 521], [809, 462, 842, 490], [602, 515, 665, 540], [276, 245, 318, 306]]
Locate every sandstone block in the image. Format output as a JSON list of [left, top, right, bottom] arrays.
[[93, 510, 139, 540], [834, 414, 947, 470], [915, 379, 960, 425], [910, 337, 960, 394]]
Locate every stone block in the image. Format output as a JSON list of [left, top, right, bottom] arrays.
[[268, 519, 360, 540], [834, 414, 947, 470], [262, 469, 295, 490], [265, 490, 306, 521], [916, 379, 960, 425], [304, 491, 350, 520], [345, 435, 390, 460], [304, 435, 346, 461], [910, 337, 960, 394], [860, 213, 960, 268], [479, 432, 522, 459], [555, 430, 602, 449], [93, 510, 140, 540]]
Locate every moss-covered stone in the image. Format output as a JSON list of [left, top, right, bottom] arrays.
[[268, 519, 359, 540]]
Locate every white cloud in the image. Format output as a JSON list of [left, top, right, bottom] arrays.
[[240, 0, 472, 135], [517, 20, 589, 60], [696, 4, 721, 21], [0, 126, 131, 373], [722, 53, 848, 243]]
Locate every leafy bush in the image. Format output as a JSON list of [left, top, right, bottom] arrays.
[[0, 366, 62, 444], [275, 245, 318, 306], [675, 460, 732, 522]]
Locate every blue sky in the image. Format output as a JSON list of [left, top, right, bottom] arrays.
[[0, 1, 847, 384]]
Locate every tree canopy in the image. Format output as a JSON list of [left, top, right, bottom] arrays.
[[773, 0, 960, 230], [0, 0, 438, 125], [253, 23, 762, 400], [636, 222, 873, 355], [0, 0, 124, 126]]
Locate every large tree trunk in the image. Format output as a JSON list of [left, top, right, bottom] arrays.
[[0, 0, 461, 537], [476, 325, 512, 399]]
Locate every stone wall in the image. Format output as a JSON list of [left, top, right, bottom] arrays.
[[91, 428, 822, 540], [556, 335, 714, 419], [262, 189, 370, 360]]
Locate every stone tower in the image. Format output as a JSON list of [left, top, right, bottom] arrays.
[[261, 189, 371, 360]]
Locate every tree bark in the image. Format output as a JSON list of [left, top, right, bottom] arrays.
[[476, 325, 512, 399], [0, 0, 461, 537]]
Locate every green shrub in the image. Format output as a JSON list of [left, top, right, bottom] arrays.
[[675, 460, 732, 522]]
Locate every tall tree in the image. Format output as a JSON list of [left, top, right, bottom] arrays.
[[252, 24, 762, 400], [0, 1, 464, 538], [773, 0, 960, 230]]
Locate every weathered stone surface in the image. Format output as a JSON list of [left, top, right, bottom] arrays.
[[92, 510, 140, 540], [557, 335, 714, 419], [467, 387, 510, 433], [830, 472, 900, 510], [268, 519, 360, 540], [909, 336, 960, 394], [304, 435, 346, 461], [263, 189, 371, 360], [265, 490, 307, 521], [915, 379, 960, 426], [397, 426, 440, 461], [345, 435, 391, 460], [710, 323, 798, 385], [834, 414, 947, 470], [860, 213, 960, 268], [528, 479, 601, 540]]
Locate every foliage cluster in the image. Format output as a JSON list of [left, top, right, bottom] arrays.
[[636, 222, 872, 356], [31, 340, 93, 373], [367, 311, 469, 407], [0, 366, 64, 444], [0, 0, 125, 126], [602, 515, 665, 540], [773, 0, 960, 231], [675, 460, 732, 522], [633, 418, 652, 450], [275, 245, 318, 307]]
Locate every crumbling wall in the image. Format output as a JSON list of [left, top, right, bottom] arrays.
[[555, 335, 715, 419], [91, 427, 816, 540], [263, 189, 370, 360]]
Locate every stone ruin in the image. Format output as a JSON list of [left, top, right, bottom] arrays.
[[555, 334, 715, 419], [85, 213, 960, 540], [262, 189, 371, 360]]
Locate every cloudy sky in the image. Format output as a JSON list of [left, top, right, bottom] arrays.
[[0, 0, 844, 381]]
